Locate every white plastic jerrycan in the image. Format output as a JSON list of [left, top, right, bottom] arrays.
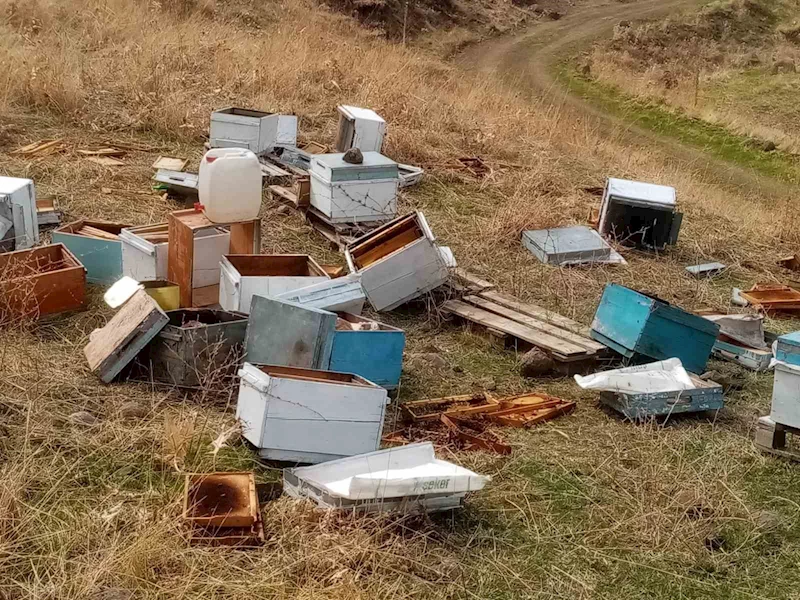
[[198, 148, 262, 223]]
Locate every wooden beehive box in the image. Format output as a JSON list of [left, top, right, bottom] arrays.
[[345, 211, 450, 312], [245, 296, 405, 389], [120, 223, 229, 286], [183, 472, 258, 528], [236, 362, 388, 464], [590, 284, 719, 375], [52, 220, 130, 284], [0, 243, 86, 322], [210, 107, 297, 154], [84, 289, 168, 383], [134, 308, 248, 388], [600, 375, 723, 420], [219, 254, 329, 314]]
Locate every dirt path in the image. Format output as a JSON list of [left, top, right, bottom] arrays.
[[458, 0, 792, 198]]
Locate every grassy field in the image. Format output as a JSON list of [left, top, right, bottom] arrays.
[[2, 0, 800, 598], [586, 0, 800, 154]]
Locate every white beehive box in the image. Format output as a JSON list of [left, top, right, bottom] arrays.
[[335, 105, 386, 153], [0, 176, 38, 251], [219, 254, 330, 314], [275, 274, 366, 315], [120, 223, 229, 286], [770, 361, 800, 429], [346, 211, 453, 312], [236, 362, 388, 464], [210, 107, 297, 154], [309, 152, 399, 224]]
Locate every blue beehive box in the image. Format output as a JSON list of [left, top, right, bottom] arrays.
[[775, 331, 800, 367], [590, 284, 720, 374], [600, 374, 723, 420], [245, 296, 405, 390], [52, 220, 130, 285]]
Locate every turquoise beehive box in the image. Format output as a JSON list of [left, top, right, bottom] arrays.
[[245, 296, 405, 389], [52, 220, 130, 285], [591, 284, 720, 374], [775, 331, 800, 366]]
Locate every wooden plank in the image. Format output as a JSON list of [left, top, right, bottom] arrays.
[[454, 269, 495, 292], [478, 290, 592, 338], [153, 156, 188, 171], [442, 299, 588, 358], [84, 289, 168, 383], [440, 414, 511, 455], [463, 295, 604, 354], [269, 185, 300, 208], [168, 212, 195, 308], [87, 156, 124, 167], [229, 221, 259, 254]]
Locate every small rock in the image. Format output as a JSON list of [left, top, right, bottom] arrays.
[[520, 347, 555, 378], [119, 401, 147, 420], [761, 140, 777, 152], [412, 352, 448, 370], [476, 376, 497, 391], [342, 148, 363, 164], [275, 205, 291, 216], [69, 411, 98, 427], [545, 10, 563, 20], [618, 19, 631, 28]]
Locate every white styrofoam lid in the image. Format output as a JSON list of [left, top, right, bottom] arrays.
[[338, 105, 385, 123], [607, 178, 676, 206], [289, 442, 489, 500], [104, 276, 144, 308], [0, 176, 33, 194]]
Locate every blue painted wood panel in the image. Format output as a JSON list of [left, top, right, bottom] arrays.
[[330, 327, 405, 390], [776, 331, 800, 366], [591, 284, 719, 374], [245, 296, 336, 369], [600, 380, 724, 420], [51, 232, 123, 285]]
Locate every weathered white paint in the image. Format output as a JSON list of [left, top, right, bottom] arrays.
[[120, 225, 229, 286], [310, 174, 397, 224], [236, 363, 388, 464], [275, 274, 366, 315], [336, 105, 386, 153], [210, 108, 297, 154], [347, 231, 452, 312], [771, 362, 800, 429], [218, 256, 329, 314], [0, 177, 38, 249]]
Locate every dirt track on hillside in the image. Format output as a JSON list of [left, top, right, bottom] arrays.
[[458, 0, 792, 198]]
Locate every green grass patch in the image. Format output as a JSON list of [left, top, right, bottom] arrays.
[[556, 63, 800, 185]]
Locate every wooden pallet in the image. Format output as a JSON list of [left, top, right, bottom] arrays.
[[442, 291, 604, 363], [755, 416, 800, 461]]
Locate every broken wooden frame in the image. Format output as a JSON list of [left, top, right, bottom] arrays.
[[167, 208, 260, 308], [740, 284, 800, 315]]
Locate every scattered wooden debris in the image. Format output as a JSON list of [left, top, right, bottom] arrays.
[[11, 139, 67, 157], [152, 156, 188, 171], [755, 416, 800, 462], [77, 148, 125, 157], [778, 254, 800, 272], [457, 156, 491, 178], [393, 391, 576, 454], [298, 140, 328, 154], [740, 284, 800, 315], [87, 156, 124, 167], [686, 262, 726, 278]]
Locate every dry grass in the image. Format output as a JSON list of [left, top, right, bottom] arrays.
[[2, 0, 800, 598], [587, 0, 800, 151]]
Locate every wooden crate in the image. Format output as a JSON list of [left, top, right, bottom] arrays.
[[134, 308, 248, 388], [0, 244, 86, 322], [167, 209, 260, 309], [52, 220, 130, 284], [219, 254, 329, 314], [600, 374, 723, 420], [183, 472, 258, 528], [591, 284, 719, 374], [237, 362, 388, 464], [346, 211, 450, 312]]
